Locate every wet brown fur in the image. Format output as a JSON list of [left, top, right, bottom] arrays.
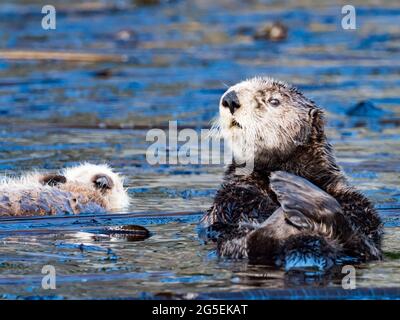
[[200, 79, 383, 268]]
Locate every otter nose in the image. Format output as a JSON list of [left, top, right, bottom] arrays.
[[222, 91, 241, 115]]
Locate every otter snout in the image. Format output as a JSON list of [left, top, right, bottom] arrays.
[[221, 90, 241, 114]]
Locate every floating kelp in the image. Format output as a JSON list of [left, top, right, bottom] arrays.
[[102, 225, 151, 241]]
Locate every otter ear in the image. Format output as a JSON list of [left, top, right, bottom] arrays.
[[309, 107, 325, 138], [92, 174, 114, 193]]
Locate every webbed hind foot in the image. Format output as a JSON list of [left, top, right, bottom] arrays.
[[270, 171, 341, 225]]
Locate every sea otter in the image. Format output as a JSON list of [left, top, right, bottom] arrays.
[[0, 163, 130, 216], [200, 77, 383, 270]]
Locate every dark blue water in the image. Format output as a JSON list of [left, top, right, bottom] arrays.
[[0, 0, 399, 299]]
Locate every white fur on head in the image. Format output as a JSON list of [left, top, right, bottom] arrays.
[[215, 76, 318, 164], [62, 163, 130, 211]]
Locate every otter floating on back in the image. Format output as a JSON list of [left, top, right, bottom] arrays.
[[200, 77, 383, 270], [0, 163, 130, 216]]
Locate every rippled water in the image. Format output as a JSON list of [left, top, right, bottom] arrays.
[[0, 0, 400, 299]]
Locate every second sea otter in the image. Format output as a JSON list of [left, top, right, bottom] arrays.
[[0, 163, 130, 216]]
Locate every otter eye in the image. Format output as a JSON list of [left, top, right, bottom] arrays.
[[268, 98, 280, 107]]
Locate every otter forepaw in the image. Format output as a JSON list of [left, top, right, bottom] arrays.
[[270, 171, 341, 223], [40, 174, 67, 187]]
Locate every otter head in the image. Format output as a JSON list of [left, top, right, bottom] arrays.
[[217, 77, 324, 167], [62, 163, 130, 211]]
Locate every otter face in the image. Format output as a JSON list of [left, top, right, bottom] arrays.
[[62, 163, 130, 211], [217, 77, 320, 164]]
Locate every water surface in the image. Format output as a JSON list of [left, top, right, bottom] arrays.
[[0, 0, 399, 299]]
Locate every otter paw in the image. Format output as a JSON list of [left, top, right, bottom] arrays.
[[270, 171, 341, 223], [40, 174, 67, 187]]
